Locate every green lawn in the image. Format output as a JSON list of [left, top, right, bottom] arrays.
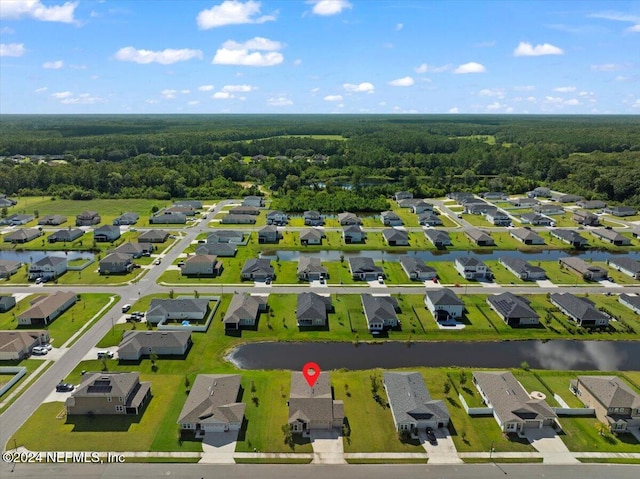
[[559, 416, 640, 452], [485, 260, 528, 285]]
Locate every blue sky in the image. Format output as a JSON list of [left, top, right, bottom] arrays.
[[1, 0, 638, 114]]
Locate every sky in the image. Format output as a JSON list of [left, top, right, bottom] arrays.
[[0, 0, 639, 114]]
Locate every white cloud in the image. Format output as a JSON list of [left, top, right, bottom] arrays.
[[553, 86, 576, 92], [415, 63, 451, 73], [514, 42, 564, 57], [478, 88, 505, 98], [198, 85, 215, 91], [213, 37, 284, 67], [187, 100, 200, 106], [51, 91, 72, 99], [69, 64, 87, 70], [145, 99, 159, 104], [0, 0, 78, 23], [615, 75, 630, 81], [309, 0, 352, 16], [161, 89, 177, 99], [453, 62, 486, 74], [513, 85, 536, 92], [0, 26, 15, 34], [34, 87, 48, 93], [0, 43, 25, 57], [267, 96, 293, 106], [544, 96, 564, 104], [588, 11, 640, 23], [632, 99, 640, 108], [293, 58, 302, 65], [388, 76, 414, 87], [343, 82, 374, 93], [42, 60, 63, 69], [180, 89, 191, 94], [448, 107, 459, 113], [486, 102, 504, 111], [114, 47, 203, 64], [212, 91, 234, 99], [324, 95, 343, 101], [222, 84, 255, 92], [590, 63, 622, 71], [626, 24, 640, 32], [473, 40, 496, 48], [196, 0, 276, 29], [311, 87, 320, 93], [59, 93, 106, 105], [564, 98, 580, 106], [396, 23, 403, 31]]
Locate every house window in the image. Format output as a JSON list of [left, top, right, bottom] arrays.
[[182, 424, 191, 429], [115, 405, 124, 412], [107, 396, 112, 402], [119, 397, 124, 402]]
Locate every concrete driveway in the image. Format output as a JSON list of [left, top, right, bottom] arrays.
[[310, 429, 345, 464], [419, 427, 463, 464], [524, 426, 578, 464], [200, 430, 239, 464]]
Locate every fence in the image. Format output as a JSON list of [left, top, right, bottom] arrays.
[[0, 366, 27, 397]]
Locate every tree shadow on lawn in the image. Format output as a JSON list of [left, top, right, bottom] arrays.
[[66, 396, 151, 432]]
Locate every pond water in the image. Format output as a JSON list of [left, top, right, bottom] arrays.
[[0, 250, 95, 263], [228, 340, 640, 372], [260, 249, 639, 262]]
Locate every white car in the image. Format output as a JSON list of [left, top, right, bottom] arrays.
[[32, 346, 48, 355]]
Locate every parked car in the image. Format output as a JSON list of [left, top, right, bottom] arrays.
[[34, 277, 43, 284], [122, 304, 131, 313], [32, 346, 48, 355], [377, 276, 384, 284], [56, 383, 74, 392], [426, 427, 438, 445], [97, 351, 114, 359], [43, 343, 53, 351], [154, 258, 162, 265]]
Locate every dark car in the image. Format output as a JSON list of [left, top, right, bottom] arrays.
[[425, 427, 438, 445], [56, 383, 74, 392]]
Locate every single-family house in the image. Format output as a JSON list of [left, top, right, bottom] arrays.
[[472, 371, 557, 433], [619, 294, 640, 314], [558, 257, 607, 281], [221, 214, 256, 224], [137, 229, 169, 243], [223, 293, 267, 330], [181, 255, 223, 277], [573, 209, 600, 226], [576, 200, 607, 210], [48, 228, 84, 243], [207, 230, 244, 244], [303, 210, 324, 226], [164, 206, 196, 217], [17, 291, 77, 326], [3, 228, 42, 244], [147, 298, 210, 325], [296, 292, 333, 327], [28, 256, 67, 281], [499, 257, 546, 281], [76, 211, 101, 226], [0, 295, 16, 312], [113, 212, 139, 225], [533, 204, 565, 216], [361, 294, 399, 331], [418, 212, 443, 226], [602, 206, 637, 217], [509, 197, 539, 207], [481, 192, 508, 200], [242, 195, 265, 207], [509, 228, 545, 245], [394, 191, 413, 201], [229, 206, 260, 216], [38, 214, 67, 226], [519, 213, 554, 227], [99, 253, 133, 275], [342, 225, 365, 244], [399, 256, 437, 281], [424, 289, 465, 323], [149, 211, 186, 224], [241, 258, 274, 281], [0, 330, 49, 361], [552, 193, 583, 203], [465, 228, 495, 246], [338, 212, 362, 226], [465, 203, 493, 215], [173, 200, 202, 210], [382, 228, 409, 246], [607, 257, 640, 280], [111, 242, 152, 258], [380, 211, 403, 226], [288, 372, 344, 435], [0, 260, 21, 279], [424, 229, 452, 247], [591, 229, 631, 246], [117, 330, 192, 361], [549, 293, 610, 328], [486, 210, 511, 226], [0, 195, 17, 207], [551, 229, 588, 248], [178, 374, 246, 437], [527, 187, 551, 198], [570, 376, 640, 433], [266, 210, 288, 225], [297, 257, 328, 281], [454, 256, 492, 280], [487, 292, 540, 327], [384, 371, 450, 434], [300, 228, 324, 245], [349, 257, 383, 281], [65, 372, 151, 416], [406, 199, 433, 214], [1, 214, 34, 225], [93, 225, 121, 243], [447, 191, 475, 201], [258, 225, 281, 244], [196, 243, 237, 257]]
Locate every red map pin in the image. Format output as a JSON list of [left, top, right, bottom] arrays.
[[302, 362, 320, 388]]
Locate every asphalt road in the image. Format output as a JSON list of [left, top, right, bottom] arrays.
[[2, 462, 640, 479]]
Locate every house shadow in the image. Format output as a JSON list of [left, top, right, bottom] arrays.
[[371, 330, 389, 338], [235, 417, 249, 442], [298, 324, 330, 332], [67, 395, 152, 432]]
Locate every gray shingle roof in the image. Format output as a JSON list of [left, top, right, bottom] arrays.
[[399, 256, 436, 275], [349, 257, 383, 275], [288, 372, 343, 424], [550, 293, 609, 323], [223, 293, 266, 325], [118, 330, 191, 357], [510, 228, 544, 243], [577, 376, 640, 409], [424, 288, 464, 306], [384, 371, 450, 425], [177, 374, 245, 425], [424, 229, 451, 244], [608, 257, 640, 273], [499, 257, 546, 276], [296, 292, 332, 322], [297, 257, 327, 276], [361, 294, 398, 325], [241, 258, 274, 276], [455, 256, 487, 268], [487, 292, 539, 320], [465, 228, 494, 244], [382, 228, 408, 242], [148, 298, 209, 317], [32, 256, 67, 268]]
